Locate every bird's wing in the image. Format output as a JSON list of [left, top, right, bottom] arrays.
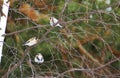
[[53, 17, 58, 24]]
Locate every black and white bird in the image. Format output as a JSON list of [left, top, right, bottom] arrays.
[[49, 17, 63, 28], [23, 37, 39, 47], [34, 53, 44, 64]]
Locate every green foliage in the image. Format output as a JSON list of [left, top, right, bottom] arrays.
[[67, 1, 80, 13], [1, 0, 120, 78]]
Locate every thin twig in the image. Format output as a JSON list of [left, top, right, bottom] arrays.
[[2, 17, 58, 78], [3, 25, 47, 36], [94, 57, 120, 71], [56, 68, 91, 78]]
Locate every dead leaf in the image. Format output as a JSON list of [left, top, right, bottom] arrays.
[[19, 3, 40, 22]]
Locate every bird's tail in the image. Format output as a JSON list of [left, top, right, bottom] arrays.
[[57, 25, 63, 28]]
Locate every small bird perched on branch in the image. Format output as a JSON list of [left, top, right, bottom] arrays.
[[23, 37, 39, 47], [49, 17, 63, 28], [34, 53, 44, 64]]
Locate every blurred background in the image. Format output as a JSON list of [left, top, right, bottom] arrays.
[[0, 0, 120, 78]]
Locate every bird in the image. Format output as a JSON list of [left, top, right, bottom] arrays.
[[23, 37, 39, 47], [34, 53, 44, 64], [49, 17, 63, 28]]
